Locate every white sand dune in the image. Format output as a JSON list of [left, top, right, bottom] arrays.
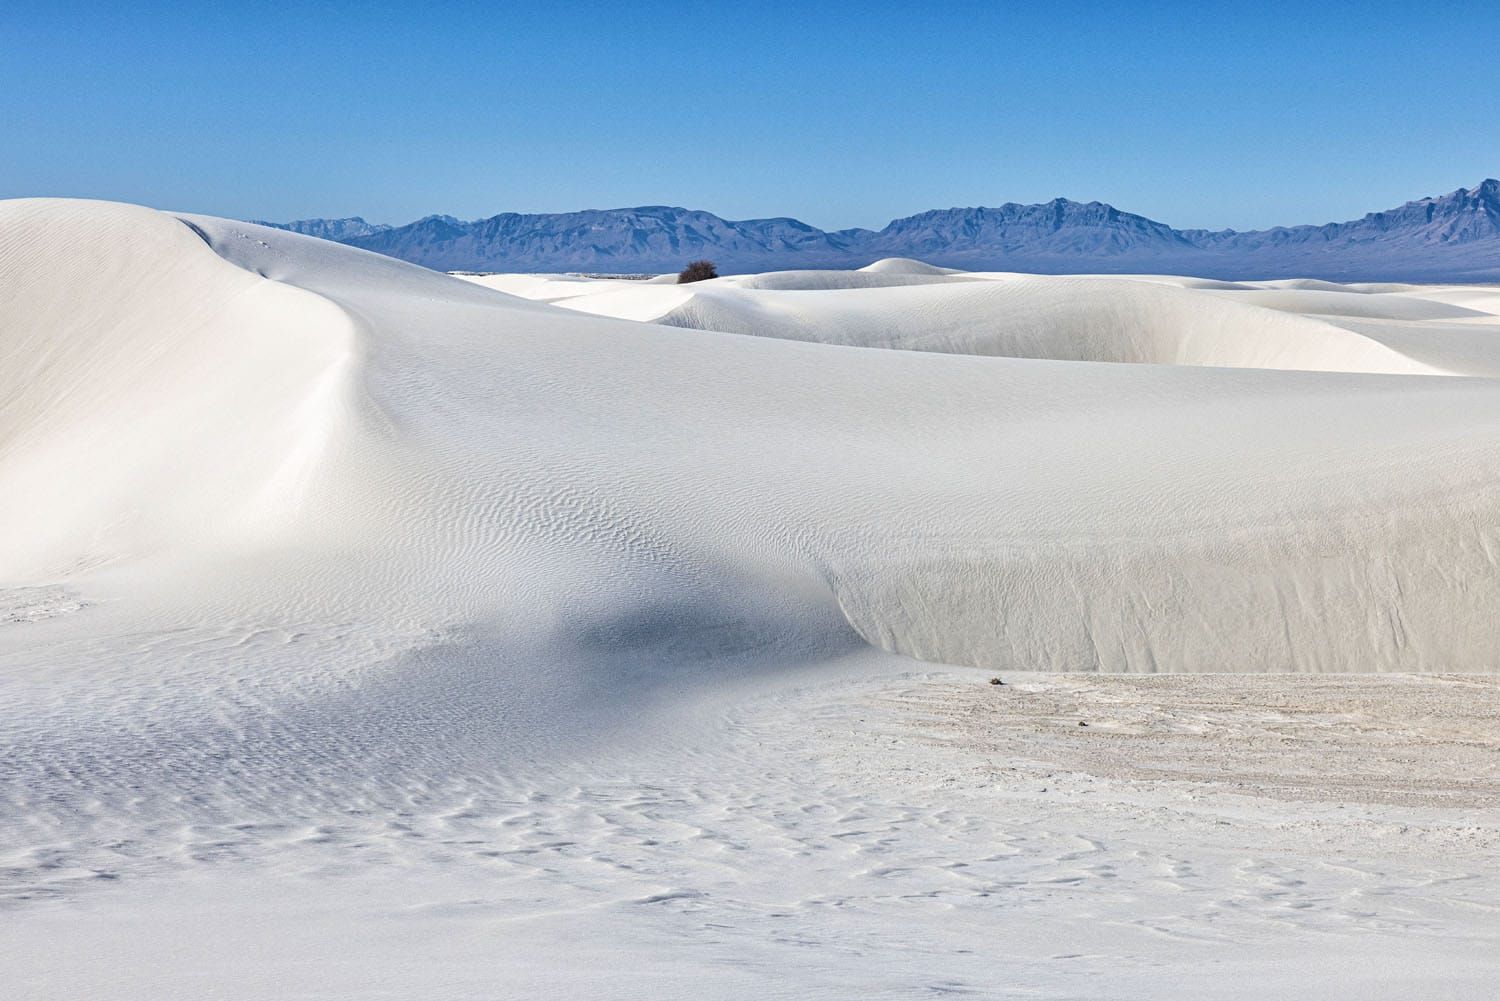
[[545, 266, 1500, 375], [858, 256, 965, 276], [5, 198, 1500, 997]]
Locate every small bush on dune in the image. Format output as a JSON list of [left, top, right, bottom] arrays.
[[678, 260, 718, 284]]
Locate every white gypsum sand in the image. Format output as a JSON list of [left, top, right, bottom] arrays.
[[3, 198, 1500, 998]]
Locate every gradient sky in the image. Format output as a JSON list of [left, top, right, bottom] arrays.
[[3, 1, 1497, 231]]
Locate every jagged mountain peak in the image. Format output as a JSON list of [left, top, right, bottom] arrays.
[[1433, 178, 1499, 202]]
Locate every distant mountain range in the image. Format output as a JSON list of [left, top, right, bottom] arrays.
[[259, 180, 1500, 280]]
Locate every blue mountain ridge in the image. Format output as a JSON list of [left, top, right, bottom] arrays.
[[259, 179, 1500, 280]]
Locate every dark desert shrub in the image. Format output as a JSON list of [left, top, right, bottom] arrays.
[[678, 260, 718, 284]]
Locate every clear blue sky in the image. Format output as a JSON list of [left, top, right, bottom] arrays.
[[3, 1, 1496, 231]]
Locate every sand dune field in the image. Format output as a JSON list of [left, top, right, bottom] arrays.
[[4, 199, 1500, 997]]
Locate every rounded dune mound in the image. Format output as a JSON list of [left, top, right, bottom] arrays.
[[1261, 277, 1375, 293], [634, 275, 1459, 375], [1100, 275, 1260, 291], [731, 269, 975, 291], [1363, 283, 1500, 312], [859, 257, 964, 276], [1206, 286, 1494, 321], [550, 267, 977, 322]]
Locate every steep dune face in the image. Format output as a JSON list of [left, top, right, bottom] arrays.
[[9, 202, 1500, 677], [0, 200, 356, 582]]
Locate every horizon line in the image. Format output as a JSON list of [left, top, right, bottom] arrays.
[[259, 177, 1500, 237]]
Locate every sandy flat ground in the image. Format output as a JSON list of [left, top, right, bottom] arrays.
[[855, 672, 1500, 810], [9, 663, 1500, 999]]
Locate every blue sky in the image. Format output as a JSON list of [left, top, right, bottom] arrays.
[[3, 2, 1496, 230]]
